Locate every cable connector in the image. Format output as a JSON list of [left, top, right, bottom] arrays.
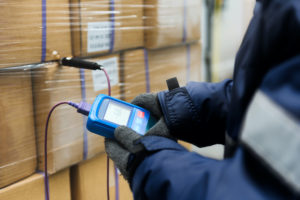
[[61, 57, 103, 70], [68, 101, 91, 116]]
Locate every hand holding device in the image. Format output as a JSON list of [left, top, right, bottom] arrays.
[[105, 93, 174, 182]]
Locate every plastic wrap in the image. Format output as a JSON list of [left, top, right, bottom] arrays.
[[0, 0, 202, 190]]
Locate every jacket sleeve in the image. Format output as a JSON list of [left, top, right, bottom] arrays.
[[158, 79, 233, 147], [131, 136, 293, 200]]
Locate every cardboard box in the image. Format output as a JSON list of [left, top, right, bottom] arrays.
[[32, 63, 84, 174], [0, 70, 37, 188], [123, 49, 147, 102], [148, 43, 202, 92], [71, 153, 133, 200], [144, 0, 201, 49], [0, 0, 72, 68], [0, 169, 71, 200], [83, 54, 121, 159], [70, 0, 144, 57]]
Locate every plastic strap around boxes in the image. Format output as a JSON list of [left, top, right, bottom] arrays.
[[41, 0, 47, 62], [109, 0, 115, 53], [38, 171, 49, 200], [114, 165, 120, 200], [143, 49, 150, 93], [182, 0, 188, 43], [80, 69, 88, 160], [186, 44, 191, 81]]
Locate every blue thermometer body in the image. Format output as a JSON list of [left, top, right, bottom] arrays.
[[87, 94, 152, 138]]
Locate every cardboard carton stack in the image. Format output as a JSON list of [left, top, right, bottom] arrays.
[[0, 0, 201, 198]]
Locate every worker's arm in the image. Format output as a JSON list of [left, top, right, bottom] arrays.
[[131, 136, 294, 200], [158, 79, 233, 147], [107, 57, 300, 199]]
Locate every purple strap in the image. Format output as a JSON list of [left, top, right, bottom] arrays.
[[182, 0, 187, 43], [41, 1, 48, 199], [143, 49, 150, 93], [41, 0, 47, 62], [80, 69, 88, 160], [114, 165, 119, 200], [109, 0, 115, 52], [186, 44, 191, 81], [38, 171, 49, 200]]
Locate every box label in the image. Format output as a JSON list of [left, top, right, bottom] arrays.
[[87, 22, 111, 53], [92, 57, 119, 91]]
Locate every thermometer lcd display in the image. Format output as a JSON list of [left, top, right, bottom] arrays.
[[103, 102, 131, 126]]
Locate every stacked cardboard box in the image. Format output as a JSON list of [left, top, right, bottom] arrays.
[[70, 0, 144, 57], [144, 0, 201, 49], [0, 169, 71, 200], [0, 0, 72, 68], [0, 70, 37, 188], [71, 153, 133, 200]]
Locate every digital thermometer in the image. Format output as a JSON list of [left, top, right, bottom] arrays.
[[87, 94, 156, 138]]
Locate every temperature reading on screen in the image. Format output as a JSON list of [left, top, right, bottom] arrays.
[[104, 102, 131, 126]]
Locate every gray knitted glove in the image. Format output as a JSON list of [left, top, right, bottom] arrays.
[[131, 93, 162, 119], [105, 126, 143, 181], [131, 93, 172, 139]]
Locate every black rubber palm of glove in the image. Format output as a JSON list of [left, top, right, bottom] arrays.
[[105, 93, 174, 182]]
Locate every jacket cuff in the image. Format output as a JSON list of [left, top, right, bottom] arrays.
[[158, 87, 202, 139]]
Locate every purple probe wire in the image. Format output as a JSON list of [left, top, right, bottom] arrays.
[[44, 101, 70, 200], [102, 67, 117, 200]]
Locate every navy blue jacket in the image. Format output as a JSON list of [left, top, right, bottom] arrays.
[[131, 0, 300, 199]]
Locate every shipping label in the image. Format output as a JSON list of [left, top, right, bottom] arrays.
[[87, 22, 112, 53]]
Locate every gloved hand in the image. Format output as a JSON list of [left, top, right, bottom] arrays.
[[105, 93, 175, 182], [105, 126, 144, 181], [130, 93, 171, 139]]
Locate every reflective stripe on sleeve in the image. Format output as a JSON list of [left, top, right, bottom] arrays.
[[241, 90, 300, 192]]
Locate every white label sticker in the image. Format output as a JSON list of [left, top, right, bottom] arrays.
[[87, 22, 111, 53], [92, 57, 119, 91]]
